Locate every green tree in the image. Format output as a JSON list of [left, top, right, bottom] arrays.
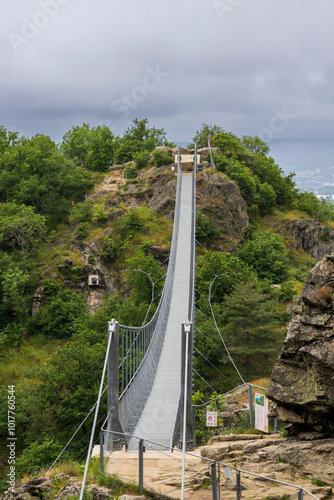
[[86, 125, 115, 171], [152, 149, 174, 168], [133, 150, 151, 169], [16, 438, 65, 475], [0, 126, 18, 153], [213, 132, 247, 158], [1, 267, 29, 319], [61, 124, 115, 172], [242, 135, 270, 155], [197, 251, 256, 303], [0, 134, 93, 224], [0, 202, 48, 257], [113, 118, 168, 164], [257, 182, 277, 215], [250, 155, 296, 208], [196, 211, 220, 242], [222, 282, 282, 380], [236, 231, 289, 283], [126, 251, 164, 304], [60, 123, 91, 165], [28, 288, 87, 338], [224, 159, 257, 205], [39, 337, 106, 431], [296, 191, 334, 221], [188, 124, 225, 149]]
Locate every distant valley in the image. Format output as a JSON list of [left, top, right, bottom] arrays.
[[269, 137, 334, 197]]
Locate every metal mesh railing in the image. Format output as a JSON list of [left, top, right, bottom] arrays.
[[117, 147, 196, 437], [100, 430, 319, 500]]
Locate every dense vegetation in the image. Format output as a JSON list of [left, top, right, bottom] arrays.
[[0, 120, 333, 489]]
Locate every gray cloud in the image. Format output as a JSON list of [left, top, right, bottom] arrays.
[[1, 0, 334, 142]]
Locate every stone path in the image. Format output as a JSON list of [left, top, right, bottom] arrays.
[[102, 435, 333, 499]]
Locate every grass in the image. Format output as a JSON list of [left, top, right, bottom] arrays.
[[311, 478, 327, 487], [0, 335, 63, 386]]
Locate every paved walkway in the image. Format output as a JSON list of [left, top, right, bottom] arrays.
[[129, 173, 193, 450]]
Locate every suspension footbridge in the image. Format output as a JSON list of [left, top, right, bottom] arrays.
[[104, 146, 197, 452], [76, 146, 320, 500]]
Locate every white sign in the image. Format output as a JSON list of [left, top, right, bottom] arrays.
[[255, 393, 269, 433], [223, 467, 233, 478], [206, 411, 218, 427]]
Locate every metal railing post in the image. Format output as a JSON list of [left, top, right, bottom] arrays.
[[179, 321, 194, 451], [139, 439, 144, 494], [298, 489, 303, 500], [248, 384, 254, 428], [107, 320, 122, 450], [211, 463, 218, 500], [236, 470, 241, 500], [100, 431, 104, 474]]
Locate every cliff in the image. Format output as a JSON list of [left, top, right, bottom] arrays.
[[267, 254, 334, 438]]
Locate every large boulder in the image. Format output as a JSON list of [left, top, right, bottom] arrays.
[[267, 255, 334, 437]]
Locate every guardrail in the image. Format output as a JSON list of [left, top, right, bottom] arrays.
[[99, 430, 319, 500]]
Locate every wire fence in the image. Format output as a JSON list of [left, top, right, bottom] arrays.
[[99, 430, 319, 500]]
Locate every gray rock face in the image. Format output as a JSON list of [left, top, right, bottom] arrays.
[[267, 255, 334, 436], [1, 477, 52, 500], [196, 172, 249, 250], [201, 434, 334, 486], [0, 477, 111, 500], [148, 178, 176, 215], [284, 219, 334, 260], [147, 171, 249, 251]]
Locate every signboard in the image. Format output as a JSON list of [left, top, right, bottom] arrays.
[[255, 393, 269, 433], [223, 467, 233, 478], [206, 411, 218, 427]]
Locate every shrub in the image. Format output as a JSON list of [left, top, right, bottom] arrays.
[[196, 211, 220, 241], [277, 281, 298, 302], [92, 202, 108, 225], [236, 231, 289, 283], [73, 222, 89, 240], [133, 151, 150, 169], [152, 149, 174, 168], [16, 438, 66, 476], [124, 166, 139, 179], [68, 201, 92, 224]]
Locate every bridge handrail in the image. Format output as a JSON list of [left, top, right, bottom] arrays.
[[117, 147, 186, 435]]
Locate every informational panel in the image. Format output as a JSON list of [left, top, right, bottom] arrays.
[[255, 393, 269, 433], [206, 411, 218, 427]]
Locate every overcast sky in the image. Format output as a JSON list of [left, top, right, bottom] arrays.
[[1, 0, 334, 144]]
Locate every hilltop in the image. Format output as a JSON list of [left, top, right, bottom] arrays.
[[1, 120, 334, 490]]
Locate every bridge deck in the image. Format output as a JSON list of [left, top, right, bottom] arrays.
[[129, 173, 193, 450]]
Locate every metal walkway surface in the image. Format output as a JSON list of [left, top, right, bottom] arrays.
[[129, 173, 193, 450]]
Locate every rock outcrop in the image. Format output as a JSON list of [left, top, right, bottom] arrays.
[[147, 171, 249, 250], [267, 254, 334, 437], [148, 177, 176, 215], [201, 434, 334, 495], [0, 476, 146, 500], [284, 219, 334, 260], [196, 172, 249, 250]]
